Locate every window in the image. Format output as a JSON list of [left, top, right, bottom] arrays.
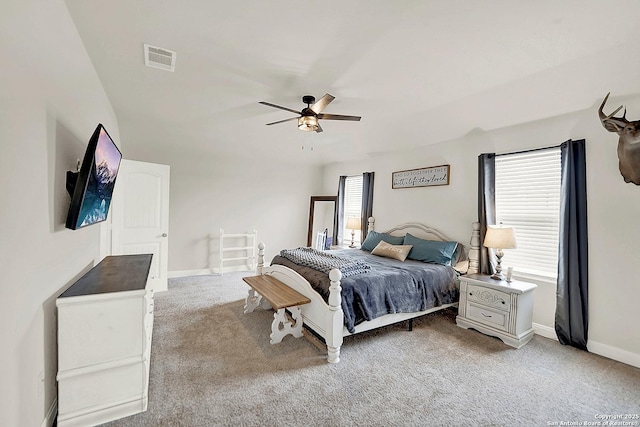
[[495, 148, 561, 279], [342, 175, 363, 244]]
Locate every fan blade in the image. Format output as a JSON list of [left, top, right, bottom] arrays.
[[310, 94, 335, 114], [259, 101, 301, 115], [265, 117, 299, 126], [317, 113, 361, 121], [316, 123, 323, 133]]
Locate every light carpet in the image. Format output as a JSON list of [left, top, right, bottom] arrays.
[[103, 272, 640, 427]]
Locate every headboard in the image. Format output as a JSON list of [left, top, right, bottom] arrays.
[[366, 217, 479, 274]]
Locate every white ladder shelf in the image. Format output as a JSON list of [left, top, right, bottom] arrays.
[[219, 229, 257, 275]]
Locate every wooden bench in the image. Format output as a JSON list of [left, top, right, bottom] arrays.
[[242, 274, 311, 344]]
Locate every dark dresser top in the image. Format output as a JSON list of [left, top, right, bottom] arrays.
[[60, 254, 153, 298]]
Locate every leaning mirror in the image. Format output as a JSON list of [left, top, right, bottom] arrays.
[[307, 196, 337, 248]]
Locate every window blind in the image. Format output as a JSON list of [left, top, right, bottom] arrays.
[[495, 148, 561, 278], [343, 175, 363, 243]]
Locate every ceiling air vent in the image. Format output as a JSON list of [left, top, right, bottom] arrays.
[[144, 43, 176, 72]]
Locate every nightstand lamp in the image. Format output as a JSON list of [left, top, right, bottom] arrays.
[[346, 217, 361, 248], [483, 224, 517, 280]]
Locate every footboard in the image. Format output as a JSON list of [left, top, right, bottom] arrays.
[[256, 243, 344, 363]]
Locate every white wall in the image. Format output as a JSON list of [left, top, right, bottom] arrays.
[[121, 139, 324, 273], [0, 1, 119, 425], [323, 96, 640, 368]]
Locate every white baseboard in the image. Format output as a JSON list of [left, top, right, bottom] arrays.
[[41, 398, 57, 427], [168, 265, 254, 279], [533, 322, 558, 341], [588, 340, 640, 369], [534, 323, 640, 368], [168, 268, 216, 278]]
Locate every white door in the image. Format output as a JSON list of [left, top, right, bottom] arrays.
[[112, 160, 170, 292]]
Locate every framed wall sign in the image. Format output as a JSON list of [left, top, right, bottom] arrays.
[[392, 164, 450, 189]]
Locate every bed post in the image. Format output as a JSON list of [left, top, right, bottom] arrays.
[[367, 217, 375, 233], [467, 222, 480, 274], [256, 242, 265, 275], [326, 268, 344, 363]]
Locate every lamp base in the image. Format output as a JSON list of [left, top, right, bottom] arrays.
[[492, 249, 505, 281]]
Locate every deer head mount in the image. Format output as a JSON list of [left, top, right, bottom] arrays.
[[598, 93, 640, 185]]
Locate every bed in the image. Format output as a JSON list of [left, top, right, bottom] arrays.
[[255, 218, 480, 363]]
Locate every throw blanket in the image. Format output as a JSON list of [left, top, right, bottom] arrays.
[[279, 247, 370, 278]]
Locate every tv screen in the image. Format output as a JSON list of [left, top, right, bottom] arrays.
[[65, 124, 122, 230]]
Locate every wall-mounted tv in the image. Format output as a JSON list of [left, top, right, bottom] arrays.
[[65, 124, 122, 230]]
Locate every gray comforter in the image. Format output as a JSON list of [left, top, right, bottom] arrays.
[[270, 249, 459, 333]]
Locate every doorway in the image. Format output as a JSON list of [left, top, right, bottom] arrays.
[[111, 159, 170, 292]]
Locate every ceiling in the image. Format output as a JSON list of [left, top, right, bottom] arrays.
[[64, 0, 640, 165]]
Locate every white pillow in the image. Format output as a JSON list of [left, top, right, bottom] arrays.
[[371, 240, 413, 262], [454, 259, 469, 274]]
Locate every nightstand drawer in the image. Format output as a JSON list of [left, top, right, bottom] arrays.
[[466, 302, 508, 331], [466, 284, 511, 312]]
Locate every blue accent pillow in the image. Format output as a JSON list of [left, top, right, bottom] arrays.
[[452, 244, 462, 264], [360, 231, 405, 252], [403, 233, 458, 265]]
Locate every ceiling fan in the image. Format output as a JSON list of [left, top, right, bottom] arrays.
[[259, 94, 361, 133]]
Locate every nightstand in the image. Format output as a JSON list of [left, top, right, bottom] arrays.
[[456, 273, 537, 348]]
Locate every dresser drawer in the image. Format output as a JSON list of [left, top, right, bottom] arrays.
[[466, 284, 511, 312], [466, 302, 509, 331]]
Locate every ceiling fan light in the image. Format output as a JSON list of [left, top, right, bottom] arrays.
[[298, 116, 318, 132]]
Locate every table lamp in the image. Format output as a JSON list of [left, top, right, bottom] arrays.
[[483, 224, 517, 280], [346, 217, 361, 248]]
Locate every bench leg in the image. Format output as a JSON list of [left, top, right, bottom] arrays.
[[244, 289, 262, 314], [270, 306, 304, 344]]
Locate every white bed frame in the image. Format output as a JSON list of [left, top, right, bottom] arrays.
[[256, 218, 481, 363]]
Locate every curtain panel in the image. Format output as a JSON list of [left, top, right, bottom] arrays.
[[478, 154, 496, 275], [361, 172, 375, 239], [333, 176, 346, 245], [555, 139, 589, 351]]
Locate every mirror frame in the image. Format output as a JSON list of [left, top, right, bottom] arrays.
[[307, 196, 337, 247]]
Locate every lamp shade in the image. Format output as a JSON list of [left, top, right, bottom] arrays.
[[483, 225, 517, 249], [346, 217, 361, 230]]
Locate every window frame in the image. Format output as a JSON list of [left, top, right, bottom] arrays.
[[494, 146, 562, 281], [342, 175, 363, 245]]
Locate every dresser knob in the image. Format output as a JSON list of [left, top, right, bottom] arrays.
[[469, 292, 473, 296], [501, 301, 505, 304]]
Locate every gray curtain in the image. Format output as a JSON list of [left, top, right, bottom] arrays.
[[478, 154, 496, 275], [361, 172, 375, 239], [555, 139, 589, 351], [333, 176, 346, 245]]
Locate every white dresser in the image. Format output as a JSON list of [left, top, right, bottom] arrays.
[[56, 254, 154, 427], [456, 273, 537, 348]]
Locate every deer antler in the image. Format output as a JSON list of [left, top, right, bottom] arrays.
[[599, 92, 629, 133], [599, 92, 625, 122]]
